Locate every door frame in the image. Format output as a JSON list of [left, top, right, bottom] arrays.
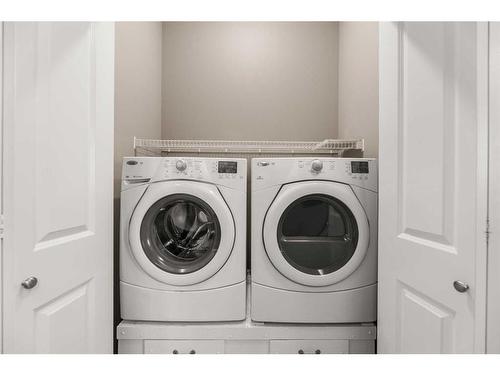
[[487, 22, 500, 354], [475, 21, 489, 354], [0, 21, 3, 354]]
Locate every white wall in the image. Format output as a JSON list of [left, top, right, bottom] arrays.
[[161, 22, 339, 141], [338, 22, 379, 157], [115, 22, 163, 196]]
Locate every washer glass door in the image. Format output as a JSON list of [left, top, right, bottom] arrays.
[[277, 194, 358, 276], [262, 181, 369, 287], [140, 194, 221, 274]]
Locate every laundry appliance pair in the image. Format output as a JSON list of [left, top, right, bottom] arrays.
[[120, 156, 377, 323]]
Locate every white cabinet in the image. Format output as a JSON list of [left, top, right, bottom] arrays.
[[117, 320, 376, 354]]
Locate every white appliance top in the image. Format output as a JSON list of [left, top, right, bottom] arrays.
[[252, 157, 377, 192], [122, 157, 247, 191]]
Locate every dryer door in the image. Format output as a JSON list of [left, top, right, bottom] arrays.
[[263, 181, 369, 287], [129, 180, 235, 286]]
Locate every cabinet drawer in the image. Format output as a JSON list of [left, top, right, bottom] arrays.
[[144, 340, 224, 354], [270, 339, 349, 354]]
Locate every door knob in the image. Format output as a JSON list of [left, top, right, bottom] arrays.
[[453, 280, 469, 293], [21, 277, 38, 289]]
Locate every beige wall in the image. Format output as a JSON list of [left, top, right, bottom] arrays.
[[113, 21, 379, 167], [114, 22, 380, 183], [113, 22, 163, 347], [338, 22, 379, 158], [161, 22, 339, 141], [114, 22, 163, 196]]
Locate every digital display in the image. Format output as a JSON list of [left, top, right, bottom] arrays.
[[351, 161, 369, 174], [218, 161, 238, 174]]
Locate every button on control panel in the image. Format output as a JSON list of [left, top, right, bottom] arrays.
[[175, 159, 187, 171], [311, 159, 323, 173]]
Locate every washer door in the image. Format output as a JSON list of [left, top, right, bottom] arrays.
[[263, 181, 369, 287], [129, 180, 235, 286]]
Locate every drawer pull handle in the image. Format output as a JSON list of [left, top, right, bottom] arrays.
[[298, 349, 321, 354]]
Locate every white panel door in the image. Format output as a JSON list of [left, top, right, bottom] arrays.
[[378, 22, 488, 353], [1, 22, 114, 353]]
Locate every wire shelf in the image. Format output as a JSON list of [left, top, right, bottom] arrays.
[[134, 137, 364, 157]]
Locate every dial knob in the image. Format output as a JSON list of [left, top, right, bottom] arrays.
[[311, 159, 323, 173], [175, 159, 187, 171]]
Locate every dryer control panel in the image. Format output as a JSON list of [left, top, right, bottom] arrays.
[[252, 157, 377, 192], [122, 157, 247, 191]]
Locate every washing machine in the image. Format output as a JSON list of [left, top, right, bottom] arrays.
[[120, 157, 247, 322], [251, 157, 377, 323]]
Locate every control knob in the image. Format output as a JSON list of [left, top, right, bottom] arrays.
[[176, 159, 187, 171], [311, 159, 323, 173]]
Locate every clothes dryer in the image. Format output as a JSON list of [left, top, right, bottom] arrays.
[[251, 158, 377, 323]]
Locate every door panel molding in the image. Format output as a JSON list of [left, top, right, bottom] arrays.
[[396, 281, 456, 353], [34, 279, 95, 353]]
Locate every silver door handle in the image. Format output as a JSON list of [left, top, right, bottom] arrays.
[[453, 280, 469, 293], [21, 277, 38, 289]]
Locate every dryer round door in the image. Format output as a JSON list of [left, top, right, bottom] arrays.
[[263, 181, 369, 287], [129, 180, 235, 286]]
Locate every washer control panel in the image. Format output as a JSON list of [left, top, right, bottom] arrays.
[[253, 157, 377, 192], [122, 157, 247, 190], [295, 159, 337, 175]]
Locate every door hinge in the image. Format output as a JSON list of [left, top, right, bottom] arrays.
[[486, 218, 490, 246], [0, 214, 4, 239]]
